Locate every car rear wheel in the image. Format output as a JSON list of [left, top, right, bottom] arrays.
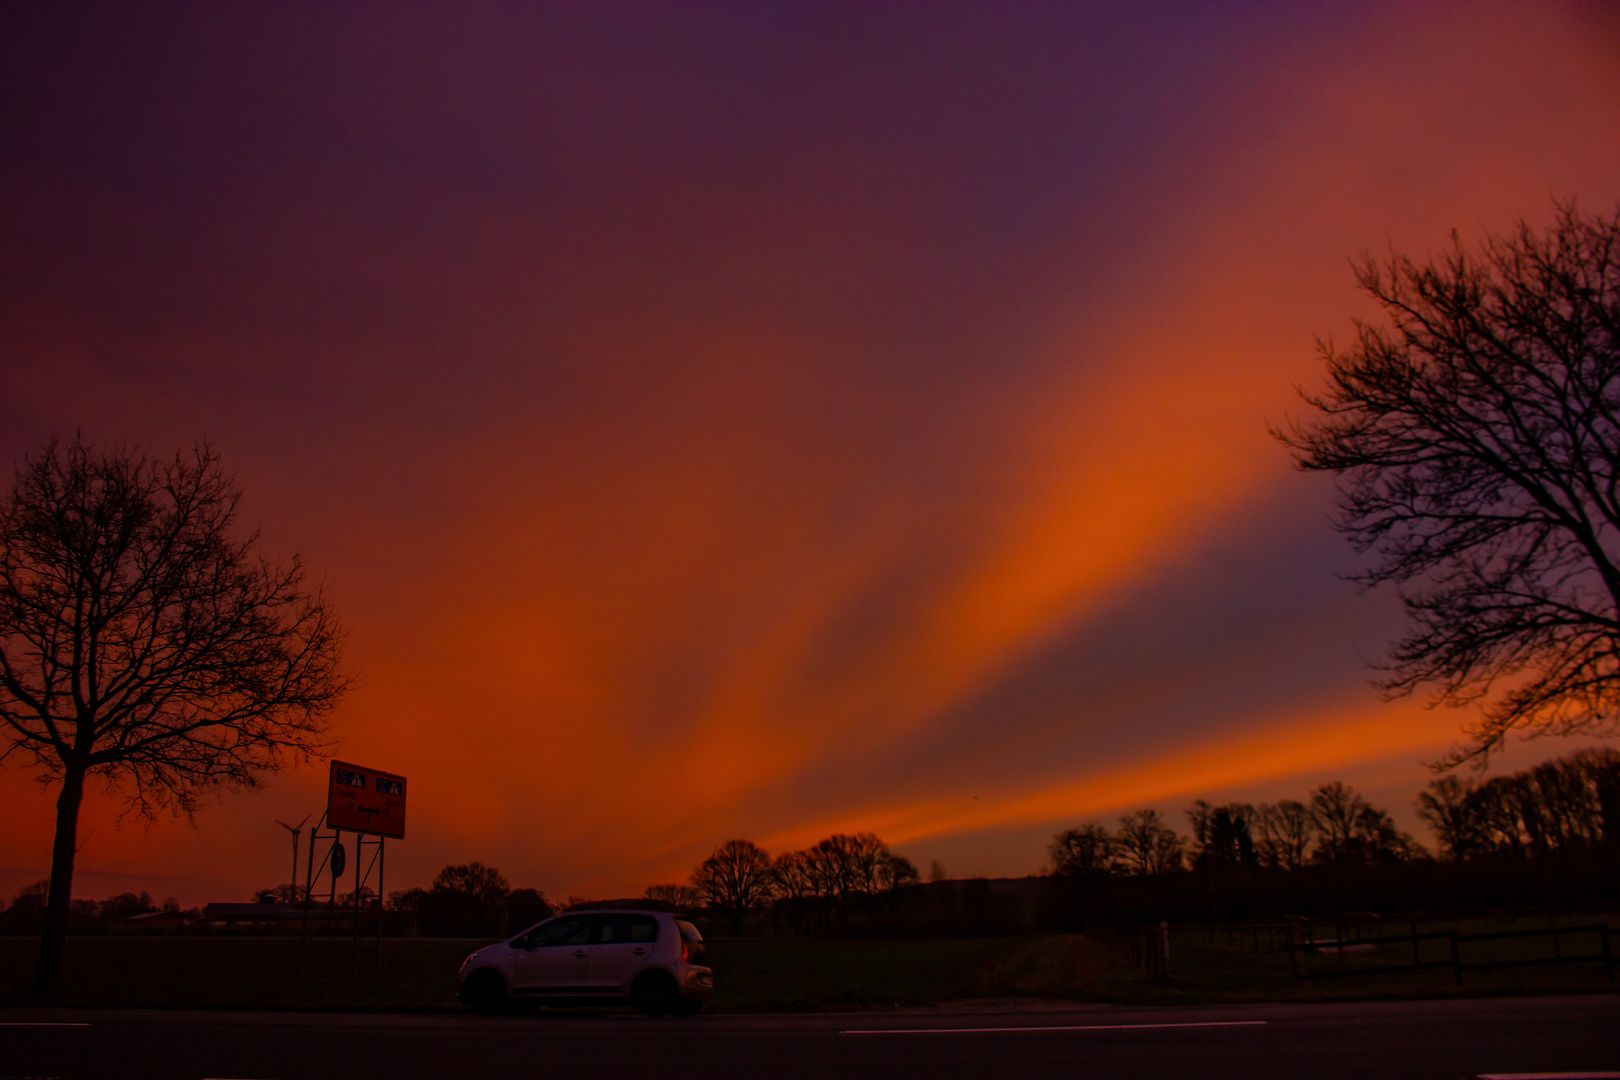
[[461, 969, 508, 1014], [630, 970, 680, 1017]]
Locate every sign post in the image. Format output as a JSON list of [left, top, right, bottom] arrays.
[[299, 760, 407, 1004]]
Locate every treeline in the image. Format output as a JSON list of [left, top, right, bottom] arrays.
[[382, 862, 552, 937], [1048, 781, 1426, 878], [645, 833, 920, 935], [6, 749, 1613, 940], [1046, 748, 1620, 881], [0, 885, 174, 935], [1417, 748, 1620, 860]]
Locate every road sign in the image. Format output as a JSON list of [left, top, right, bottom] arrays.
[[326, 760, 407, 838]]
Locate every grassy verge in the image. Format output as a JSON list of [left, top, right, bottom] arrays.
[[0, 927, 1613, 1013]]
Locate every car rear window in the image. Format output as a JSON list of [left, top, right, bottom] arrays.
[[676, 919, 702, 944]]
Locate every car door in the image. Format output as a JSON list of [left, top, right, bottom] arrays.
[[586, 914, 660, 992], [511, 914, 595, 992]]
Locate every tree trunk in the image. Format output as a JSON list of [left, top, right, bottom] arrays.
[[32, 763, 86, 1000]]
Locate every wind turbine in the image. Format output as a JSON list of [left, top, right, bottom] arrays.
[[275, 814, 311, 904]]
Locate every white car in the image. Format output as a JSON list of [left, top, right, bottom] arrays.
[[458, 909, 713, 1016]]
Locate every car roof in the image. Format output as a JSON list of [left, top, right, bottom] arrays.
[[555, 907, 674, 917]]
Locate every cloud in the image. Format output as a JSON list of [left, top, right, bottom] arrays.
[[2, 3, 1619, 903]]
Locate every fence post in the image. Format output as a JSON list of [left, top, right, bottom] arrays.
[[1410, 917, 1420, 967], [1159, 920, 1171, 980], [1602, 927, 1614, 983], [1449, 930, 1463, 986], [1287, 917, 1304, 983]]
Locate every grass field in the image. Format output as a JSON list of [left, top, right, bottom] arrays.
[[0, 924, 1614, 1013]]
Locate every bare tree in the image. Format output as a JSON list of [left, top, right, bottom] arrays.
[[690, 838, 774, 934], [808, 833, 864, 923], [1185, 800, 1257, 870], [0, 437, 348, 997], [846, 832, 892, 916], [1047, 824, 1115, 876], [1253, 800, 1313, 870], [1580, 747, 1620, 846], [1469, 775, 1531, 856], [1307, 781, 1364, 863], [1309, 782, 1424, 865], [1280, 203, 1620, 764], [1114, 810, 1184, 875], [873, 851, 918, 917], [768, 849, 817, 933], [1434, 747, 1620, 858], [428, 862, 511, 936], [1416, 775, 1480, 860]]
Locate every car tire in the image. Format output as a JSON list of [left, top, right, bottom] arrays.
[[671, 997, 702, 1017], [630, 970, 680, 1017], [462, 969, 508, 1014]]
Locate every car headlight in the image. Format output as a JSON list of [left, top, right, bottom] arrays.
[[459, 952, 479, 975]]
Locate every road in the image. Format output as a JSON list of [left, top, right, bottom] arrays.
[[2, 994, 1616, 1080]]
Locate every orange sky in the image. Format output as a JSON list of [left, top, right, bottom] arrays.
[[2, 4, 1620, 905]]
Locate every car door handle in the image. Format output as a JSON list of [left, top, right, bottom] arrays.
[[632, 947, 645, 955], [573, 949, 586, 956]]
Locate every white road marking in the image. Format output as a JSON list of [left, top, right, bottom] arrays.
[[1478, 1074, 1620, 1079], [842, 1019, 1269, 1035]]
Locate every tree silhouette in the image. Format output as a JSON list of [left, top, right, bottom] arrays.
[[505, 887, 553, 931], [428, 862, 511, 936], [1185, 800, 1257, 870], [1252, 800, 1313, 870], [1281, 203, 1620, 763], [874, 851, 918, 915], [1416, 775, 1480, 860], [1047, 824, 1114, 876], [0, 437, 348, 997], [1113, 810, 1183, 875], [690, 838, 774, 934], [1308, 781, 1423, 865], [768, 849, 817, 933], [1417, 746, 1620, 859]]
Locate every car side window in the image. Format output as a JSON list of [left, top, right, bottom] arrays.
[[538, 915, 595, 947], [595, 914, 659, 944]]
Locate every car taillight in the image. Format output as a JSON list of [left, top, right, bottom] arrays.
[[681, 940, 690, 961]]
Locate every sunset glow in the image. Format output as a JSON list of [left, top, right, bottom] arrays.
[[2, 3, 1619, 905]]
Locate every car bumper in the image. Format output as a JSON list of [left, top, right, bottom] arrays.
[[680, 965, 714, 1000]]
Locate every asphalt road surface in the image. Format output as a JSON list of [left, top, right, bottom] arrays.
[[2, 994, 1617, 1080]]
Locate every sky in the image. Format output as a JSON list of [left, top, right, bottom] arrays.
[[2, 2, 1620, 907]]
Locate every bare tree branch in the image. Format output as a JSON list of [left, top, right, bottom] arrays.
[[1279, 202, 1620, 765]]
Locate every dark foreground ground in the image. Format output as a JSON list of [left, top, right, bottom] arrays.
[[2, 994, 1617, 1080]]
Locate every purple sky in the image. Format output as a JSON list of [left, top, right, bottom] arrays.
[[2, 3, 1619, 904]]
